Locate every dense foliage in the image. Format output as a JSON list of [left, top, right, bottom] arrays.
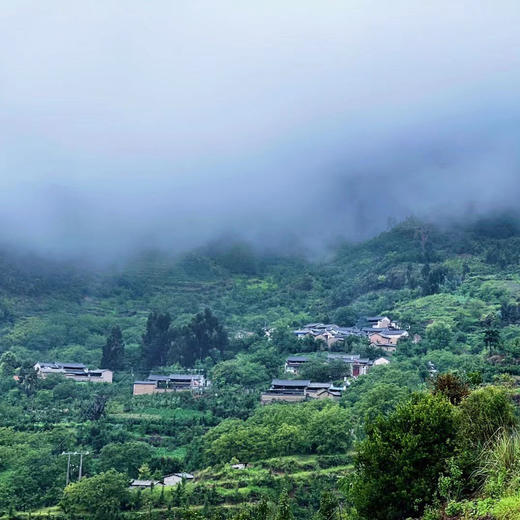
[[2, 216, 520, 518]]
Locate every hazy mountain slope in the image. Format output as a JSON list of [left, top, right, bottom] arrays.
[[1, 216, 519, 366]]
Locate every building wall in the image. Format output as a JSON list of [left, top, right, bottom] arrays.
[[163, 476, 182, 486], [370, 332, 404, 346], [376, 318, 391, 328], [133, 383, 204, 395], [306, 389, 330, 398], [313, 391, 339, 400], [327, 336, 343, 347], [99, 370, 113, 383], [260, 393, 306, 404], [133, 383, 157, 395], [369, 333, 389, 345], [380, 345, 397, 353], [37, 369, 66, 379], [81, 370, 112, 383]]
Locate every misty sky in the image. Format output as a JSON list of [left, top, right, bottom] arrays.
[[1, 1, 519, 258]]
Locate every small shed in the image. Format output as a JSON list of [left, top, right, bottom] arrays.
[[163, 473, 194, 486]]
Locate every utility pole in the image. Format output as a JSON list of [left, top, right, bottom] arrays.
[[62, 451, 89, 485], [65, 452, 72, 486], [78, 451, 89, 480]]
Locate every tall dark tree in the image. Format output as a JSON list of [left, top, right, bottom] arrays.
[[421, 264, 449, 295], [82, 394, 108, 421], [17, 362, 39, 396], [101, 326, 125, 370], [484, 328, 502, 353], [175, 308, 228, 367], [141, 312, 172, 370]]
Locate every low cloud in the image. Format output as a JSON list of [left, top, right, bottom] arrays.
[[0, 1, 519, 259]]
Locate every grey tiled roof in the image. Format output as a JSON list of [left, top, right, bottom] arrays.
[[271, 379, 311, 387]]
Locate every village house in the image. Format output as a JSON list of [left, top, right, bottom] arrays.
[[292, 315, 408, 355], [306, 382, 344, 399], [327, 353, 390, 376], [34, 362, 113, 383], [133, 373, 206, 395], [368, 329, 408, 352], [294, 324, 366, 347], [314, 387, 343, 399], [261, 379, 344, 404], [163, 473, 194, 486], [293, 318, 404, 348], [362, 316, 395, 329], [305, 381, 332, 398], [350, 360, 371, 377], [130, 473, 194, 489], [284, 356, 310, 374], [261, 379, 310, 404], [327, 353, 372, 377]]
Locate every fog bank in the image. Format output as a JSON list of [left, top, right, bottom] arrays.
[[1, 1, 519, 259]]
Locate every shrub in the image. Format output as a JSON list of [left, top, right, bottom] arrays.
[[348, 392, 457, 520]]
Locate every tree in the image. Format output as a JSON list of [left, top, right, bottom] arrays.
[[421, 264, 449, 295], [349, 393, 458, 520], [432, 373, 469, 405], [82, 394, 108, 421], [141, 312, 172, 370], [212, 358, 269, 387], [101, 326, 125, 370], [453, 386, 518, 494], [316, 491, 339, 520], [99, 442, 153, 478], [252, 497, 271, 520], [307, 404, 352, 454], [138, 463, 152, 479], [60, 470, 129, 519], [333, 306, 357, 327], [174, 309, 228, 367], [275, 490, 294, 520], [349, 382, 410, 431], [425, 321, 453, 350], [484, 328, 502, 353], [17, 362, 39, 396], [269, 327, 301, 354], [0, 351, 19, 377], [299, 360, 349, 382], [458, 386, 516, 446]]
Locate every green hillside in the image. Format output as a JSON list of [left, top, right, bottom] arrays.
[[2, 216, 520, 519]]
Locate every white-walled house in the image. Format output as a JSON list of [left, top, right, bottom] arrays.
[[163, 473, 194, 486]]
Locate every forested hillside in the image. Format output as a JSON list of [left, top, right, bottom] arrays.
[[2, 216, 520, 519]]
